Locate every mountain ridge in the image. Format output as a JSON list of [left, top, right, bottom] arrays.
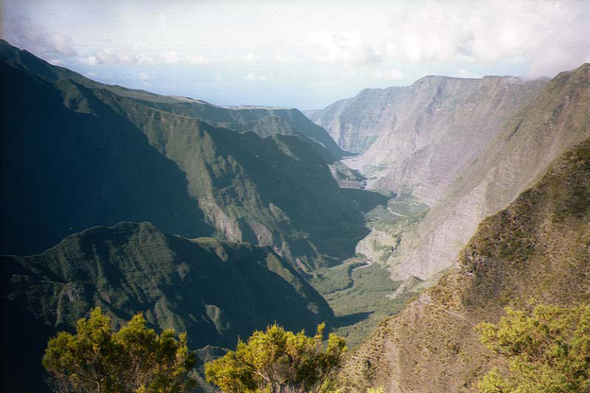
[[0, 40, 382, 268]]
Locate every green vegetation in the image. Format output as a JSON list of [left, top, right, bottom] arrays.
[[1, 222, 337, 393], [205, 324, 346, 393], [477, 304, 590, 393], [303, 193, 429, 348], [43, 308, 196, 393], [309, 259, 420, 348], [1, 39, 387, 269]]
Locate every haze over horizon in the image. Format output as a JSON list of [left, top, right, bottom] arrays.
[[2, 0, 589, 109]]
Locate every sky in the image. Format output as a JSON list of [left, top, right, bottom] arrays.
[[1, 0, 589, 109]]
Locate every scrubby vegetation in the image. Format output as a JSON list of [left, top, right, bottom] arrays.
[[477, 304, 590, 393], [43, 308, 197, 393], [205, 324, 346, 393]]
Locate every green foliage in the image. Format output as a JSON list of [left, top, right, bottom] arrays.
[[205, 323, 346, 393], [476, 304, 590, 393], [42, 308, 196, 393]]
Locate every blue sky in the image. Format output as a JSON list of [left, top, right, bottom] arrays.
[[2, 0, 589, 109]]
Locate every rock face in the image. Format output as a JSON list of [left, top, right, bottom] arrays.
[[394, 63, 590, 280], [1, 222, 334, 393], [339, 137, 590, 393], [0, 40, 383, 268], [310, 75, 547, 204]]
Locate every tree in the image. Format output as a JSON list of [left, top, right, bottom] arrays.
[[42, 308, 197, 393], [476, 304, 590, 393], [205, 323, 347, 393]]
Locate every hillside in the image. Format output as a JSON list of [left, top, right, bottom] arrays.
[[0, 221, 334, 393], [309, 75, 547, 204], [0, 41, 382, 268], [339, 138, 590, 392], [0, 40, 345, 159], [392, 63, 590, 280]]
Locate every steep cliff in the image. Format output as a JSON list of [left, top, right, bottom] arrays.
[[339, 137, 590, 392], [311, 75, 547, 204], [393, 63, 590, 280]]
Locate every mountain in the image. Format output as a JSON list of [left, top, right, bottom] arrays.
[[338, 137, 590, 392], [392, 63, 590, 280], [309, 75, 547, 204], [1, 221, 334, 393], [0, 40, 345, 159], [0, 40, 383, 267]]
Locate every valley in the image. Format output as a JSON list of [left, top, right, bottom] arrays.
[[1, 35, 589, 393]]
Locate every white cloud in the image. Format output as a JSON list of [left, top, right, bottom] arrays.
[[79, 56, 98, 66], [78, 49, 153, 66], [382, 0, 590, 76], [162, 50, 180, 64], [160, 51, 214, 65], [243, 72, 273, 82], [305, 1, 588, 76], [186, 54, 211, 65], [309, 31, 381, 65], [77, 48, 211, 66], [5, 16, 77, 59], [452, 69, 481, 79], [239, 52, 260, 62], [275, 54, 297, 63], [137, 72, 151, 81], [373, 68, 404, 80]]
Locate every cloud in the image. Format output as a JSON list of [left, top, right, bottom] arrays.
[[239, 52, 260, 62], [373, 68, 404, 80], [79, 56, 98, 66], [137, 72, 151, 81], [4, 16, 78, 59], [78, 48, 211, 66], [243, 72, 273, 82], [382, 0, 590, 76], [306, 1, 588, 76], [309, 31, 381, 65], [275, 54, 297, 63], [79, 49, 153, 66], [186, 54, 211, 65], [451, 69, 482, 79], [162, 50, 180, 64], [160, 51, 214, 65]]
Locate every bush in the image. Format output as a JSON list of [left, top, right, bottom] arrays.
[[43, 308, 197, 393], [476, 304, 590, 393], [205, 323, 346, 393]]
